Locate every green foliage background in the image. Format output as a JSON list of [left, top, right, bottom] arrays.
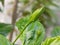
[[0, 0, 60, 45]]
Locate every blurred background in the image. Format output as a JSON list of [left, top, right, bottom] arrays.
[[0, 0, 60, 45]]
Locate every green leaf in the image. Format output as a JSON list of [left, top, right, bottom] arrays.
[[29, 6, 45, 23], [0, 34, 11, 45], [41, 36, 60, 45], [0, 23, 12, 36], [51, 26, 60, 37], [16, 7, 45, 32], [16, 15, 30, 32], [14, 7, 45, 44], [20, 21, 45, 45]]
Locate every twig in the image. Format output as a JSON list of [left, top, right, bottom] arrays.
[[13, 21, 31, 44], [9, 0, 18, 42]]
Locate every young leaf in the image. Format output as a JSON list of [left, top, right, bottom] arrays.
[[29, 6, 45, 23], [16, 6, 45, 32], [41, 36, 60, 45], [0, 23, 12, 36], [0, 34, 12, 45]]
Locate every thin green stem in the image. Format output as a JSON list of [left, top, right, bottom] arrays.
[[12, 22, 31, 45]]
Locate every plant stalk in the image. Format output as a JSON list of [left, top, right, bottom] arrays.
[[9, 0, 18, 42], [12, 22, 31, 45]]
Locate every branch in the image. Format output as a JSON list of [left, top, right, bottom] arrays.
[[9, 0, 18, 42]]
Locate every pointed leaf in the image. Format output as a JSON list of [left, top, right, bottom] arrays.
[[16, 7, 45, 32], [29, 7, 45, 23]]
